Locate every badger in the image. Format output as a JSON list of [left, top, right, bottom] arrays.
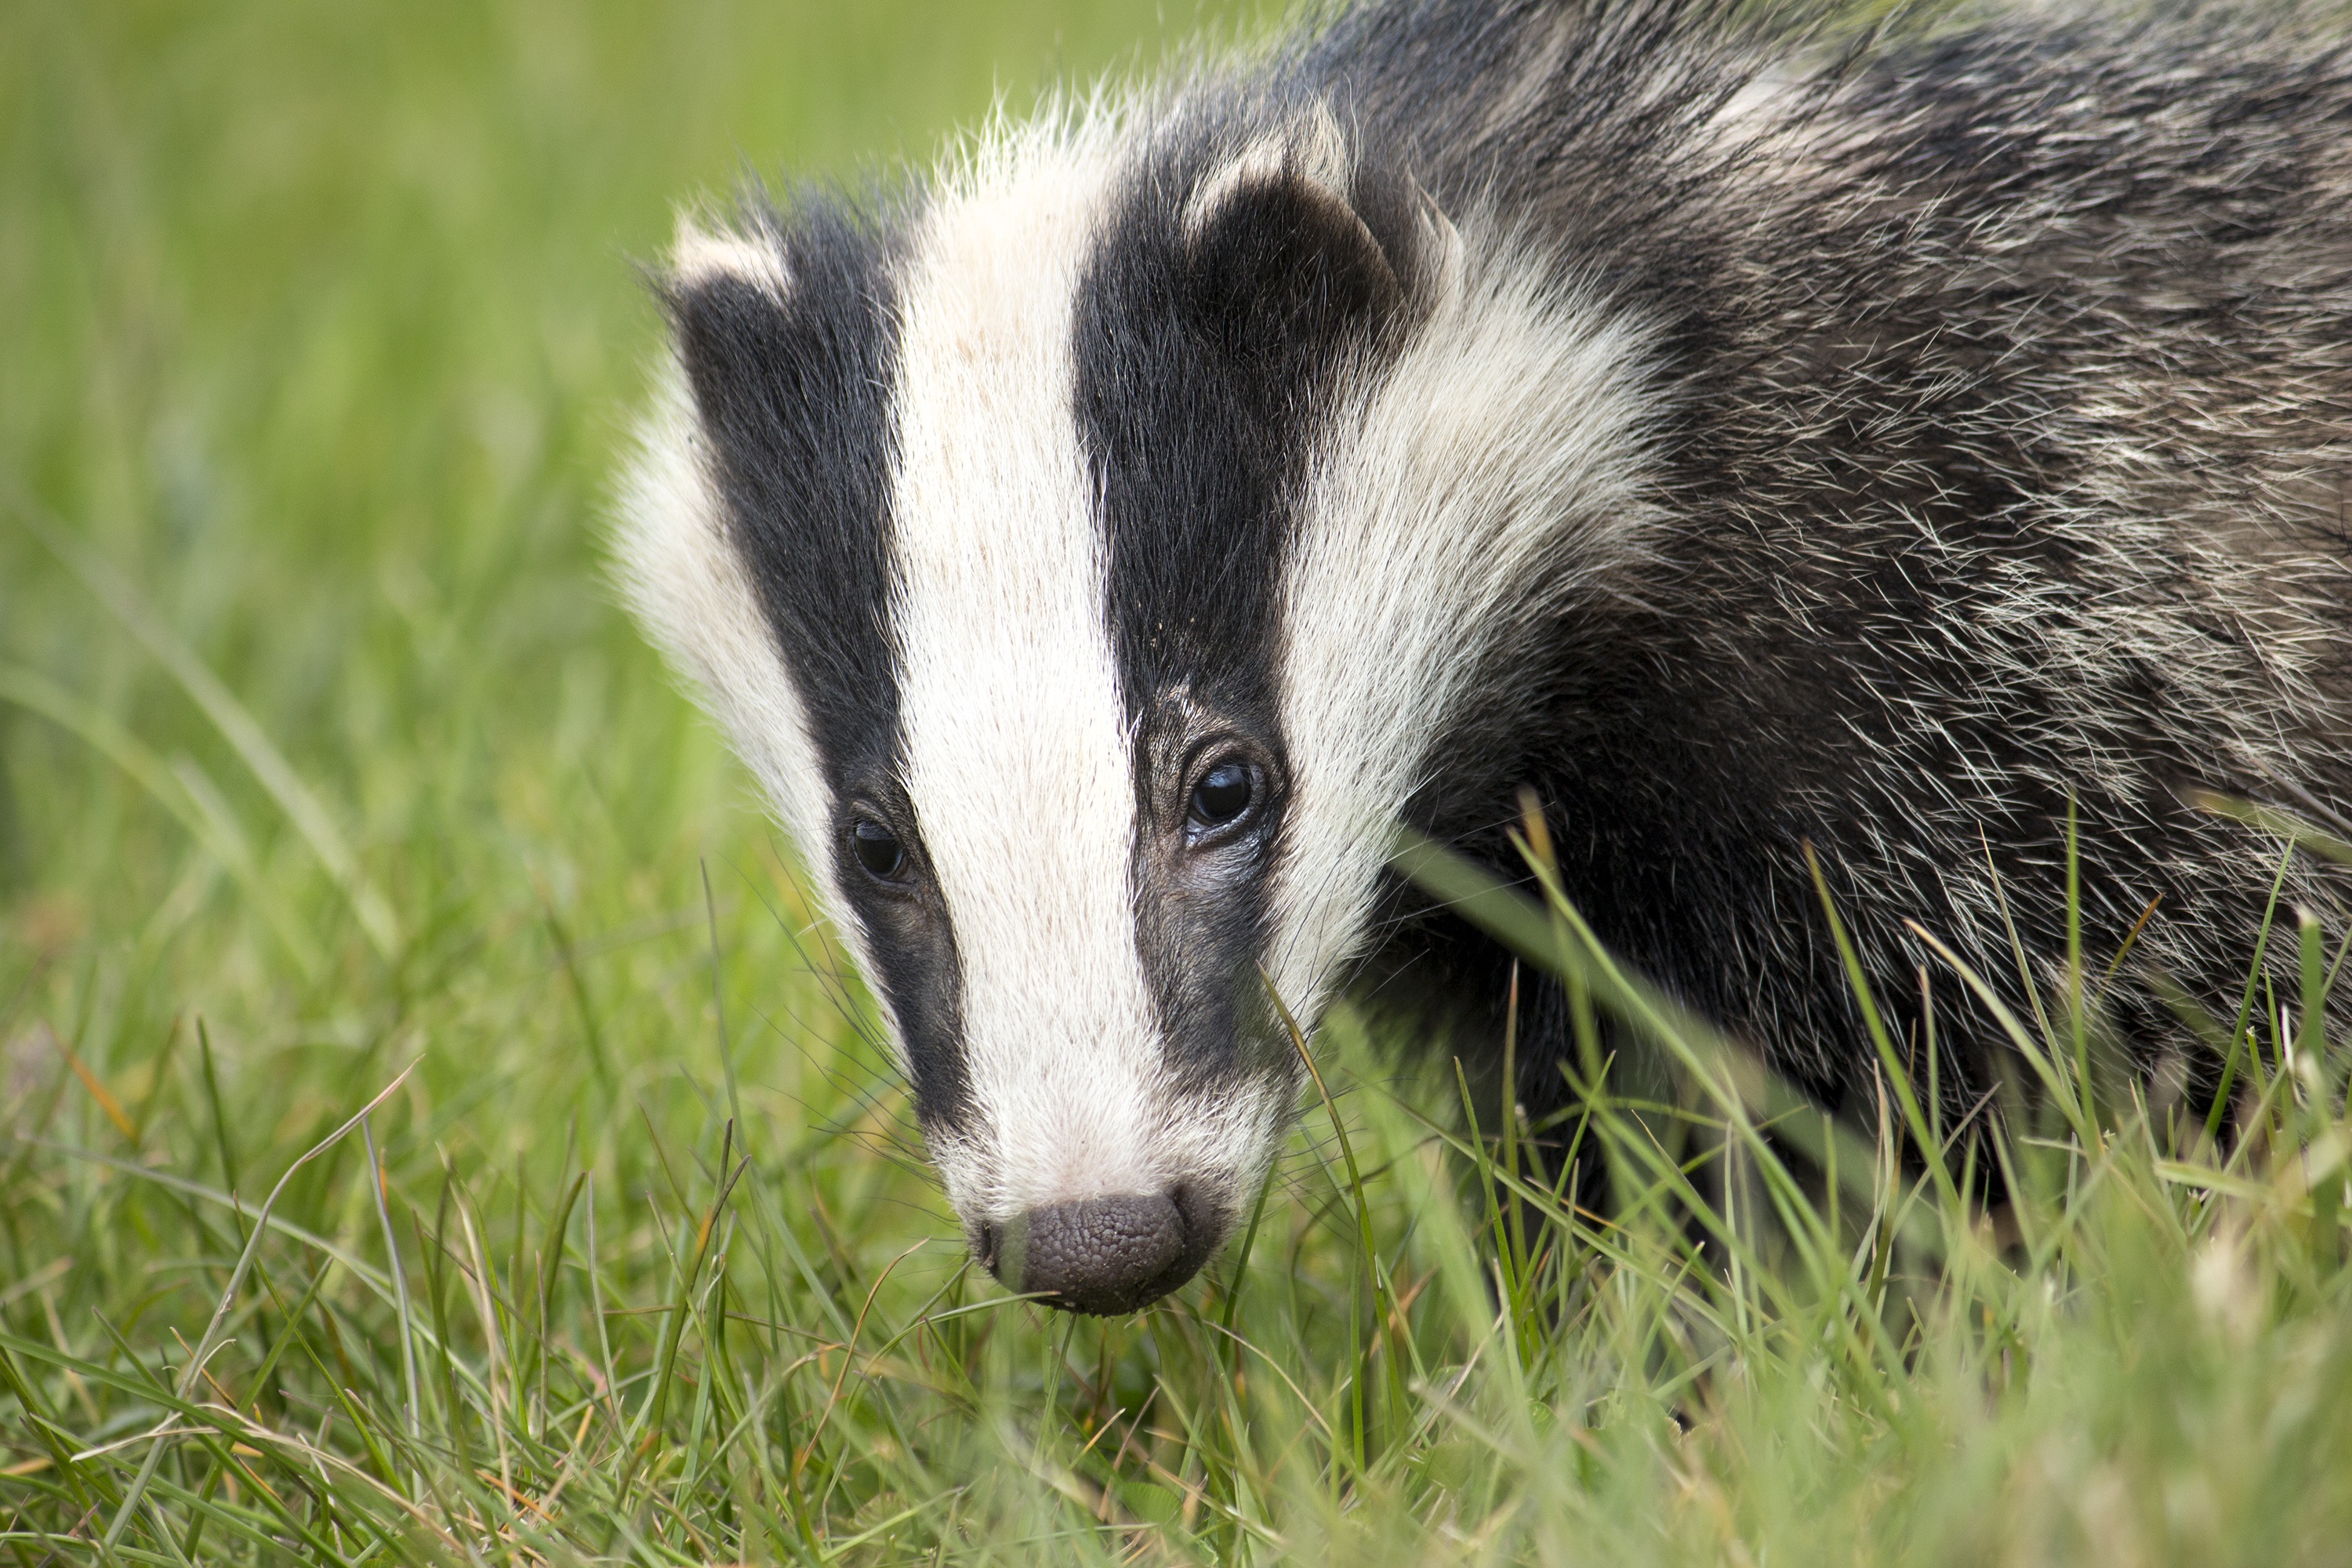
[[615, 0, 2352, 1314]]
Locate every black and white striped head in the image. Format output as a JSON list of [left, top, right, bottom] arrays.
[[615, 101, 1657, 1313]]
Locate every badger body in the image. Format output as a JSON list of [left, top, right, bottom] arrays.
[[619, 0, 2352, 1313]]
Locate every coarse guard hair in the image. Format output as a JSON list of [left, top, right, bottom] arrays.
[[615, 0, 2352, 1314]]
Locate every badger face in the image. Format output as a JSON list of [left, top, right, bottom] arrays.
[[616, 109, 1657, 1313]]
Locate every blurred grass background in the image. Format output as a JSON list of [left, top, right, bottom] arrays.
[[6, 2, 2352, 1564]]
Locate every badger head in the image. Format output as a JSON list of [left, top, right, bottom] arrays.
[[615, 105, 1656, 1313]]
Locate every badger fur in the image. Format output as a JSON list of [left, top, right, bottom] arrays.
[[615, 0, 2352, 1314]]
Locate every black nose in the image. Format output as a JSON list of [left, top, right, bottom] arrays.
[[991, 1193, 1203, 1315]]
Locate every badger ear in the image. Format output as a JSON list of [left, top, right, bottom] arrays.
[[657, 213, 800, 441], [1180, 106, 1458, 355], [655, 214, 804, 486]]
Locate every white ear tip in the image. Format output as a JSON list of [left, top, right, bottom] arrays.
[[669, 215, 791, 302], [1181, 103, 1359, 242], [1414, 183, 1468, 304], [1301, 102, 1352, 191]]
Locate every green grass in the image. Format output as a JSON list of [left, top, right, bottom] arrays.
[[5, 2, 2352, 1563]]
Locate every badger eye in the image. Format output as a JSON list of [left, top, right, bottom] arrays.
[[1189, 761, 1254, 829], [851, 818, 906, 880]]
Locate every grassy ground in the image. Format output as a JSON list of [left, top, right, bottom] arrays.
[[5, 2, 2352, 1563]]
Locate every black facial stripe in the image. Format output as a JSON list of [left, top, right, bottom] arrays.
[[1077, 173, 1297, 731], [1074, 123, 1417, 1085], [664, 198, 971, 1131]]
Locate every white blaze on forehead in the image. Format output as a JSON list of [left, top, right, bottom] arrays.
[[1268, 223, 1663, 1020], [887, 134, 1169, 1221]]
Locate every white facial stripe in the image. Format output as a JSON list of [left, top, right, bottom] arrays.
[[612, 365, 891, 1018], [1269, 223, 1663, 1018], [887, 134, 1172, 1222]]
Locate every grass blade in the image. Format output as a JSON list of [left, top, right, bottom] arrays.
[[11, 501, 400, 959]]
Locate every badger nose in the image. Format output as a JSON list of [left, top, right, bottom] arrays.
[[991, 1193, 1194, 1315]]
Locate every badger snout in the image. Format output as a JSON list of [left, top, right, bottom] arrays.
[[982, 1188, 1221, 1315]]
